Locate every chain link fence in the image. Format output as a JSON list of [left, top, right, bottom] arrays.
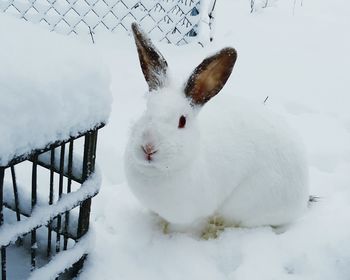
[[0, 0, 203, 44]]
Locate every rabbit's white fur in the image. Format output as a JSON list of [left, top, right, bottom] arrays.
[[125, 24, 309, 229], [125, 87, 309, 228]]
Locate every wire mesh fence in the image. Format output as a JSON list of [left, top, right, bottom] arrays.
[[0, 0, 202, 44]]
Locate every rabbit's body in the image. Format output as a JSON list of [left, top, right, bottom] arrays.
[[125, 23, 309, 231], [125, 94, 308, 227], [200, 97, 308, 227]]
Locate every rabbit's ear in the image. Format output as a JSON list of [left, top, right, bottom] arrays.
[[184, 48, 237, 106], [131, 23, 168, 92]]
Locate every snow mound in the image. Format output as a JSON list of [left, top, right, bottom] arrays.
[[0, 15, 112, 166]]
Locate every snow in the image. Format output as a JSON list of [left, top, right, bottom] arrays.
[[1, 0, 350, 278], [0, 14, 112, 166]]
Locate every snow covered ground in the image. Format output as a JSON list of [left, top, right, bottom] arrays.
[[2, 0, 350, 278], [79, 0, 350, 279]]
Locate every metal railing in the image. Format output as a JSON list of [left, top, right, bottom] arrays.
[[0, 124, 103, 279]]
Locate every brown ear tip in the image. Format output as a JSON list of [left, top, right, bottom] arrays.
[[221, 47, 237, 58], [131, 22, 141, 36]]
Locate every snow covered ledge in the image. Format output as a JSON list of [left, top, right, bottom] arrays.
[[0, 15, 112, 166]]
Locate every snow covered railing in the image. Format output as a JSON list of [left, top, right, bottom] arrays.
[[28, 230, 95, 280], [0, 171, 101, 248], [0, 18, 111, 279], [0, 0, 209, 45], [0, 127, 104, 279]]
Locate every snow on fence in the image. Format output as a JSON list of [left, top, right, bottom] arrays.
[[0, 0, 204, 45]]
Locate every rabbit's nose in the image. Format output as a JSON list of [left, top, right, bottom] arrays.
[[141, 144, 157, 161], [144, 143, 154, 154]]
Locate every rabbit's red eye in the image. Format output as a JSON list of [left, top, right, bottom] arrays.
[[178, 115, 186, 129]]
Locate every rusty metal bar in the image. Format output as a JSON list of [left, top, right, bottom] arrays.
[[31, 156, 38, 270], [0, 167, 6, 280], [64, 140, 74, 250], [73, 129, 98, 275], [56, 144, 65, 253], [47, 148, 55, 258]]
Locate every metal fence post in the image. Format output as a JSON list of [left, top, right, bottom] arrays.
[[0, 167, 6, 280], [73, 129, 98, 275]]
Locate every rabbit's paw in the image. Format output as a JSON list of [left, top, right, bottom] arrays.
[[201, 216, 226, 240], [159, 219, 170, 234]]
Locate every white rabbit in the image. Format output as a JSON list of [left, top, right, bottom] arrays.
[[124, 23, 309, 231]]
